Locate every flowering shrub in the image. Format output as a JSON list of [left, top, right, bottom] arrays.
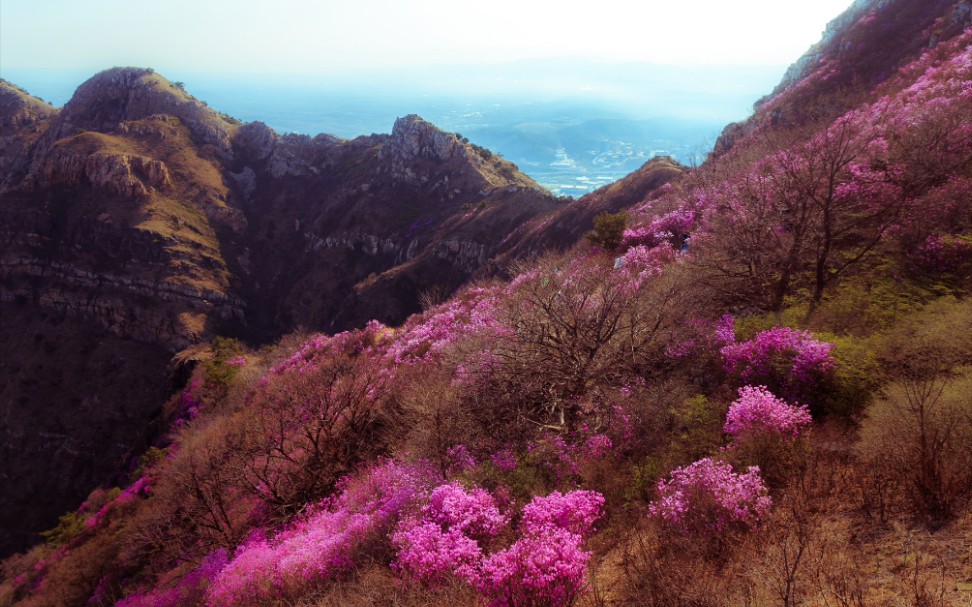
[[423, 482, 509, 542], [445, 445, 478, 475], [615, 245, 676, 291], [648, 458, 771, 536], [724, 386, 812, 441], [117, 550, 228, 607], [491, 448, 518, 472], [478, 526, 591, 607], [520, 491, 604, 537], [622, 208, 695, 249], [385, 287, 510, 365], [527, 432, 615, 482], [913, 233, 972, 273], [208, 460, 433, 606], [393, 523, 483, 584], [392, 483, 507, 585], [722, 326, 835, 402]]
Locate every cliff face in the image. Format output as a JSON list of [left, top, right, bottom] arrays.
[[0, 69, 560, 555]]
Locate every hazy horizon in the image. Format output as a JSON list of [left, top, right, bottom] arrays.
[[0, 0, 857, 195], [1, 60, 788, 195], [2, 0, 853, 73]]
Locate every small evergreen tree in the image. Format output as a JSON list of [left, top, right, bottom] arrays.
[[586, 211, 627, 251]]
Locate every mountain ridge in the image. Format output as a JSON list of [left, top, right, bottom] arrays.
[[0, 68, 579, 556]]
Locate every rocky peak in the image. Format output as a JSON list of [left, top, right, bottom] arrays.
[[233, 121, 279, 162], [0, 79, 57, 129], [383, 114, 463, 163], [39, 67, 237, 155]]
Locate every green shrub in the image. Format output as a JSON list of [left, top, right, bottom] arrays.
[[586, 211, 627, 252]]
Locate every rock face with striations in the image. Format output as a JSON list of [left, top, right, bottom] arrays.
[[0, 68, 562, 556]]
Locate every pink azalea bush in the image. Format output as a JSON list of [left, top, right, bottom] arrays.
[[393, 523, 484, 584], [615, 244, 676, 291], [490, 448, 518, 472], [725, 386, 812, 441], [721, 326, 835, 402], [527, 432, 616, 482], [117, 550, 228, 607], [520, 491, 604, 537], [208, 460, 434, 606], [622, 207, 696, 249], [393, 487, 603, 606], [913, 233, 972, 273], [422, 482, 509, 542], [478, 526, 591, 607], [648, 458, 771, 536], [392, 482, 507, 584]]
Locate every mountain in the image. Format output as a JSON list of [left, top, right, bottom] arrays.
[[0, 68, 570, 556], [2, 0, 972, 604]]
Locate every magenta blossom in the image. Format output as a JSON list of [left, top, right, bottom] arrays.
[[725, 386, 812, 441], [648, 458, 771, 536]]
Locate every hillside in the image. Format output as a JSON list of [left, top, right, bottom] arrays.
[[2, 0, 972, 604], [0, 69, 564, 556]]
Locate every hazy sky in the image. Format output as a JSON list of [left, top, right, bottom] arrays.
[[1, 0, 853, 74]]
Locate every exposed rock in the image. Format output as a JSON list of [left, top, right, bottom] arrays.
[[32, 148, 171, 197], [30, 67, 237, 169], [379, 114, 464, 182], [430, 240, 488, 273]]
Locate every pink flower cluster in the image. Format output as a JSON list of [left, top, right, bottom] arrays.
[[476, 491, 603, 607], [478, 526, 590, 607], [271, 321, 389, 375], [85, 476, 154, 530], [117, 550, 229, 607], [393, 487, 603, 607], [724, 386, 812, 441], [913, 233, 972, 273], [721, 326, 835, 400], [615, 245, 676, 290], [520, 490, 605, 537], [528, 432, 615, 481], [173, 380, 203, 428], [392, 483, 508, 584], [490, 448, 518, 472], [648, 458, 771, 535], [385, 287, 510, 365], [446, 444, 477, 475], [622, 208, 695, 249], [208, 460, 434, 606]]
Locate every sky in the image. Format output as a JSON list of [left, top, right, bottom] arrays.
[[0, 0, 854, 75]]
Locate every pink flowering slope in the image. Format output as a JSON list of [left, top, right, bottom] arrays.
[[208, 460, 434, 606], [648, 458, 771, 536]]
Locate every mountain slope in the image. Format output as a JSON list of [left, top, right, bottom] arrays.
[[0, 68, 561, 556]]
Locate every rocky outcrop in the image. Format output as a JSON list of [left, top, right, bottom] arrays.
[[770, 0, 882, 96], [32, 147, 171, 197], [758, 0, 962, 110], [430, 240, 488, 273], [379, 114, 465, 183], [34, 68, 237, 157], [0, 256, 243, 350], [0, 80, 56, 191]]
